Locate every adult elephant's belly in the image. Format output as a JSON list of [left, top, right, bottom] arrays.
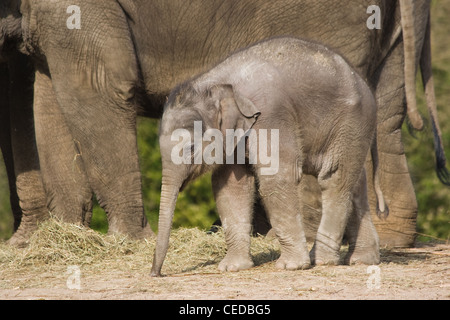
[[129, 0, 378, 97]]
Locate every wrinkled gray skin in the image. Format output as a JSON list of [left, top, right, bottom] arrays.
[[0, 55, 49, 247], [1, 0, 447, 246], [152, 38, 389, 276], [0, 1, 48, 246]]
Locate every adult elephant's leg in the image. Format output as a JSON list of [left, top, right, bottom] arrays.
[[251, 195, 272, 236], [6, 54, 48, 247], [54, 91, 152, 238], [32, 0, 154, 238], [48, 68, 153, 238], [33, 69, 93, 226], [369, 41, 417, 247], [0, 63, 22, 232]]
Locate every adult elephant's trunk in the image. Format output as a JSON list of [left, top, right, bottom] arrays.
[[400, 0, 424, 131], [150, 172, 182, 277]]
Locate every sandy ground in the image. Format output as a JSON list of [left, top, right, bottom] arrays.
[[0, 242, 448, 300]]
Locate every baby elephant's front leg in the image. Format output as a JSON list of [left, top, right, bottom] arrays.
[[212, 165, 255, 272], [258, 173, 311, 270]]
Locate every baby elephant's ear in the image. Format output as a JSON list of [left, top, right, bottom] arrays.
[[213, 84, 260, 135]]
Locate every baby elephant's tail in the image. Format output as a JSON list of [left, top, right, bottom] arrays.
[[371, 132, 389, 220]]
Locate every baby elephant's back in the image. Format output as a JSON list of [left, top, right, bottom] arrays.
[[250, 38, 377, 157], [251, 38, 376, 127]]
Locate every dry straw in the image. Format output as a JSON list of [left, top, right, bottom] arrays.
[[0, 218, 281, 275]]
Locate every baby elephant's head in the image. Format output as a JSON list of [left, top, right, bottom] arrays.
[[159, 83, 260, 189]]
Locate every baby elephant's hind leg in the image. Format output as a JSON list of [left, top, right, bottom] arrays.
[[212, 164, 255, 272], [312, 170, 354, 265]]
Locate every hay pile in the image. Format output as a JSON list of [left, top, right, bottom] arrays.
[[0, 218, 280, 275]]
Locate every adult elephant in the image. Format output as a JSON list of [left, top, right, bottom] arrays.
[[2, 0, 447, 246], [1, 0, 94, 245], [0, 2, 48, 246], [2, 0, 154, 245]]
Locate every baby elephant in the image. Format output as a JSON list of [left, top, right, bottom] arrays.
[[151, 37, 388, 276]]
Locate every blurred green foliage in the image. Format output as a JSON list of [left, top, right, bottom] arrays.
[[0, 1, 448, 241]]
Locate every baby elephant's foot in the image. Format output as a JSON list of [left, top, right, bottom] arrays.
[[275, 253, 311, 271], [218, 253, 254, 272], [310, 243, 340, 266]]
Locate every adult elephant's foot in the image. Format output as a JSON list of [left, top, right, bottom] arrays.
[[367, 155, 418, 248], [108, 220, 155, 240], [275, 253, 311, 270], [139, 224, 156, 239], [7, 231, 30, 248], [218, 253, 254, 272], [7, 209, 49, 248], [101, 172, 156, 240], [344, 246, 380, 265], [310, 241, 340, 266], [344, 223, 380, 265]]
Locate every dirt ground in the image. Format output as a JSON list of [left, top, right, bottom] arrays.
[[0, 242, 448, 300]]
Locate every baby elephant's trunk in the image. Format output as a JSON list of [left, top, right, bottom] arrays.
[[151, 172, 182, 277], [371, 132, 389, 220]]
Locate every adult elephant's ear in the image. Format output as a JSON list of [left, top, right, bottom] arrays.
[[212, 84, 260, 136]]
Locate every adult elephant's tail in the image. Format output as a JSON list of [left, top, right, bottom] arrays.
[[399, 0, 424, 131], [400, 1, 449, 186], [419, 13, 450, 186]]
